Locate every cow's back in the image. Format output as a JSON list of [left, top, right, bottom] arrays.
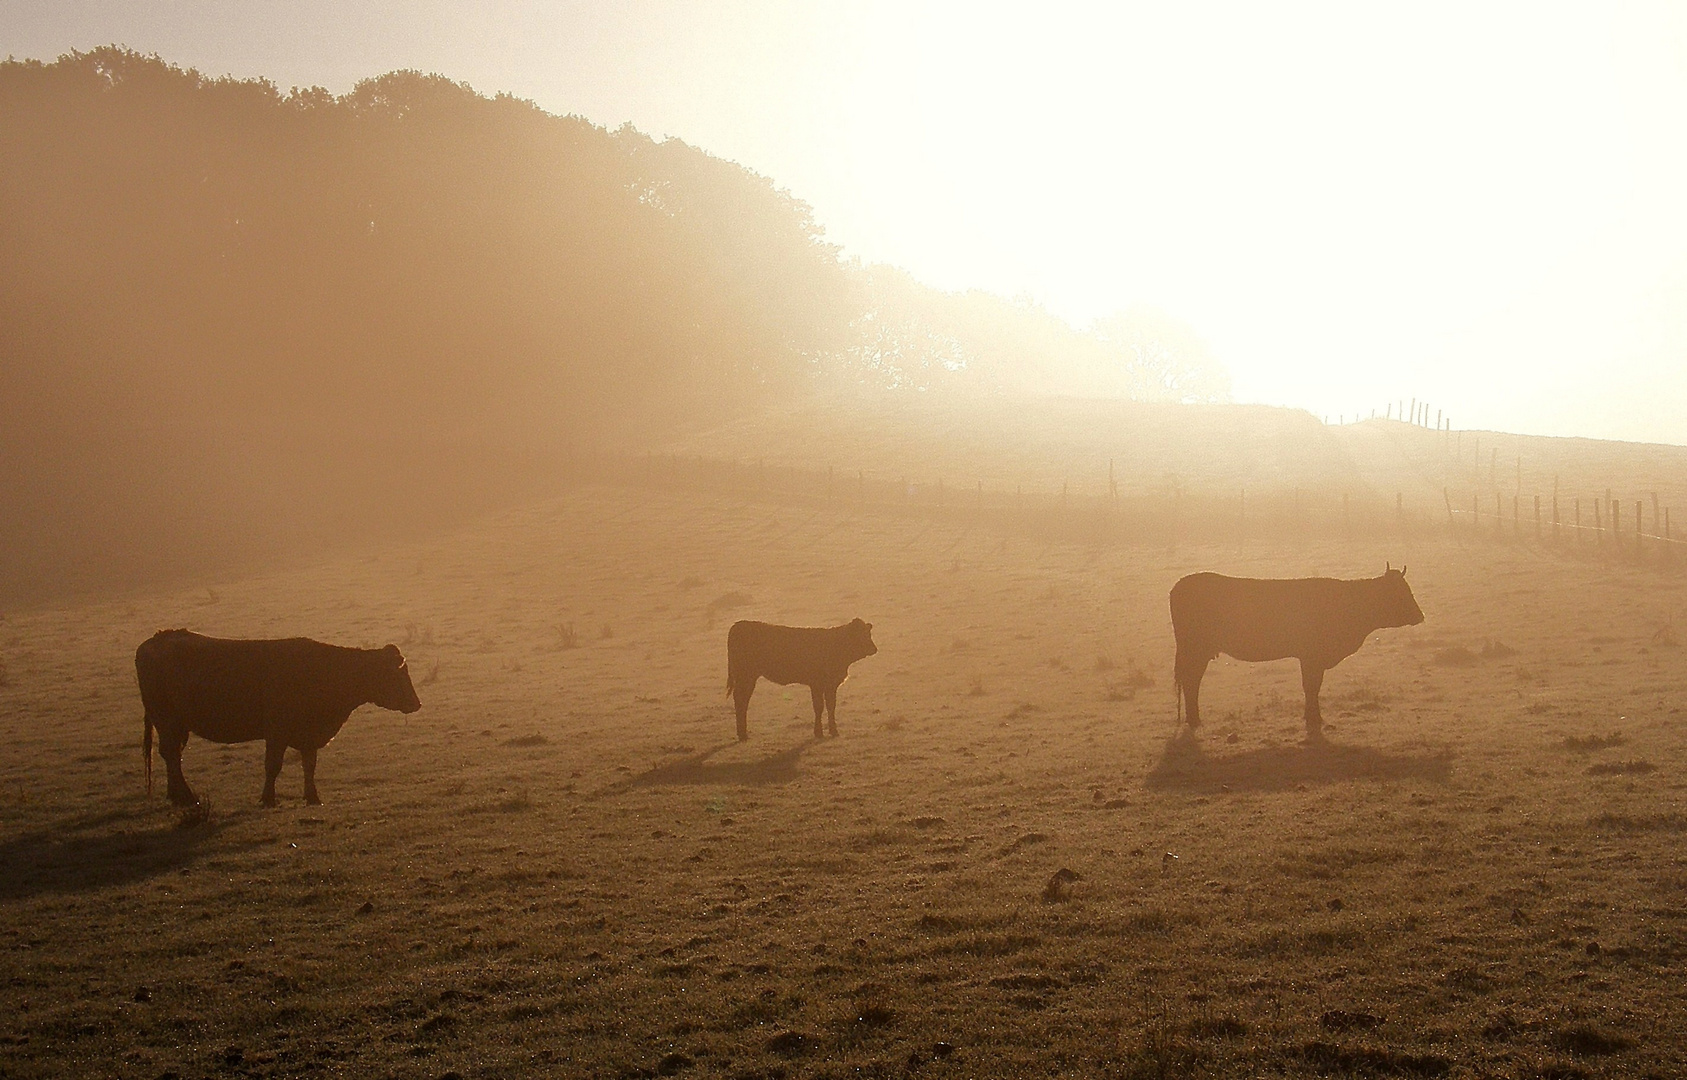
[[136, 631, 346, 743], [1171, 573, 1353, 662], [728, 621, 841, 686]]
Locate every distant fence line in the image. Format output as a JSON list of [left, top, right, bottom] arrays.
[[566, 450, 1681, 567], [1442, 487, 1682, 564]]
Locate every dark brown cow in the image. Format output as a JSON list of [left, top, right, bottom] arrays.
[[726, 618, 877, 740], [136, 629, 421, 807], [1170, 567, 1423, 737]]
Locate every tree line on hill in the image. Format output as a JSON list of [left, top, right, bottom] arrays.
[[0, 47, 1228, 600]]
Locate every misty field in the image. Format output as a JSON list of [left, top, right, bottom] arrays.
[[2, 471, 1685, 1080]]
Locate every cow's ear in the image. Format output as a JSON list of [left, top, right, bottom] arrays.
[[383, 643, 403, 665]]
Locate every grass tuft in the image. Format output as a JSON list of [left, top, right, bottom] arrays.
[[1585, 759, 1655, 776], [1549, 1023, 1632, 1056], [1590, 811, 1687, 832], [175, 797, 211, 829], [1299, 1041, 1450, 1077]]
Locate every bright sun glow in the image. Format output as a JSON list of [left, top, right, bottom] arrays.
[[6, 0, 1687, 440]]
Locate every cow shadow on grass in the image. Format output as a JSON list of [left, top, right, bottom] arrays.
[[630, 741, 811, 787], [0, 814, 253, 900], [1145, 730, 1454, 794]]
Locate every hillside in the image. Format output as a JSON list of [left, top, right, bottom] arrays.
[[2, 480, 1685, 1076]]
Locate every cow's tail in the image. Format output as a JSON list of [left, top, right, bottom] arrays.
[[725, 669, 735, 698], [142, 708, 154, 797], [1175, 676, 1183, 726]]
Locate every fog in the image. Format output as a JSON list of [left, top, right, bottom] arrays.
[[7, 2, 1687, 441], [5, 27, 1687, 1078]]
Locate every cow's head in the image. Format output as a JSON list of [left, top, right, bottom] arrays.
[[847, 617, 878, 661], [1378, 565, 1425, 627], [370, 643, 423, 713]]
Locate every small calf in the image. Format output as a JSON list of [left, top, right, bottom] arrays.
[[726, 619, 877, 739]]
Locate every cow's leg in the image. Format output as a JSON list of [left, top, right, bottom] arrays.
[[262, 740, 285, 807], [1300, 661, 1326, 739], [159, 726, 196, 806], [824, 684, 839, 737], [1175, 646, 1212, 727], [300, 746, 321, 806], [810, 685, 826, 739], [733, 674, 755, 741]]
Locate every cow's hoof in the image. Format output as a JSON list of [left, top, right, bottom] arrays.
[[168, 792, 197, 808], [305, 795, 322, 807], [828, 727, 839, 737], [261, 794, 278, 808]]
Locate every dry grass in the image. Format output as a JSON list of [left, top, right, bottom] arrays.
[[1, 477, 1685, 1077]]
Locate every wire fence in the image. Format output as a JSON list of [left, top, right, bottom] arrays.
[[1442, 488, 1683, 562], [539, 444, 1687, 570]]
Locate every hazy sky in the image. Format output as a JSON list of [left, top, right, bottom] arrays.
[[7, 2, 1687, 443]]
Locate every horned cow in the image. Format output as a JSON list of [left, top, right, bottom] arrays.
[[726, 618, 878, 740], [136, 629, 421, 807], [1170, 567, 1423, 737]]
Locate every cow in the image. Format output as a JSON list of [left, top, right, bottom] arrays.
[[136, 629, 422, 807], [1170, 566, 1423, 737], [726, 618, 878, 740]]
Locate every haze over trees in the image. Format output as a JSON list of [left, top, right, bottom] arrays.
[[0, 48, 1227, 600]]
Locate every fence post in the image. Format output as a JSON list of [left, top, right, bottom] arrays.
[[1553, 477, 1560, 543], [1444, 488, 1457, 540], [1638, 500, 1644, 561], [1344, 492, 1350, 535], [1474, 491, 1481, 538], [1109, 458, 1117, 500], [1495, 492, 1503, 539], [1594, 496, 1602, 546]]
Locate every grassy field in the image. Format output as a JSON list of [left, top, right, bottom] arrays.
[[2, 467, 1686, 1077]]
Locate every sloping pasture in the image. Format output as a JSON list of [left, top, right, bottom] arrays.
[[1, 480, 1684, 1078]]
